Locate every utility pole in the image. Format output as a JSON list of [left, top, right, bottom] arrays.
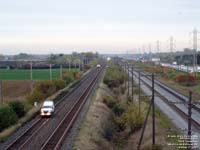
[[137, 72, 155, 150], [170, 36, 174, 64], [193, 28, 198, 78], [156, 40, 160, 54], [138, 73, 155, 149], [78, 59, 81, 71], [131, 66, 134, 102], [138, 71, 141, 115], [142, 45, 145, 55], [0, 80, 3, 104], [152, 73, 155, 145], [30, 62, 33, 81], [127, 64, 129, 96], [50, 64, 52, 81], [188, 91, 192, 150], [60, 64, 62, 79], [125, 63, 127, 90], [69, 55, 71, 71], [170, 36, 174, 53], [30, 62, 33, 93], [149, 43, 152, 61], [138, 97, 153, 149]]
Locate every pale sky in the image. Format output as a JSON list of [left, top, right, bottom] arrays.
[[0, 0, 200, 54]]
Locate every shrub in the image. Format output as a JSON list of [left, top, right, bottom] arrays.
[[26, 81, 57, 104], [113, 115, 126, 132], [120, 86, 125, 94], [72, 70, 78, 78], [9, 100, 26, 118], [26, 90, 44, 104], [175, 74, 196, 86], [103, 96, 117, 109], [112, 103, 125, 116], [35, 81, 57, 97], [113, 88, 120, 95], [62, 72, 74, 85], [127, 95, 132, 104], [84, 64, 91, 70], [103, 65, 125, 88], [125, 104, 144, 133], [0, 105, 18, 132], [103, 121, 116, 140], [153, 66, 163, 74], [75, 73, 81, 80], [52, 79, 65, 90]]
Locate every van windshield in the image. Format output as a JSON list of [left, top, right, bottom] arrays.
[[42, 106, 52, 109]]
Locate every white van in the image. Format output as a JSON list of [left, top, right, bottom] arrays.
[[96, 64, 101, 68], [40, 100, 55, 117]]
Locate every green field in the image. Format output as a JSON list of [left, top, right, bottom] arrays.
[[0, 68, 77, 80]]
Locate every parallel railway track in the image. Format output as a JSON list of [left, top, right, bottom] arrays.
[[125, 67, 200, 130]]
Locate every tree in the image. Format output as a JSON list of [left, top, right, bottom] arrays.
[[0, 54, 4, 60]]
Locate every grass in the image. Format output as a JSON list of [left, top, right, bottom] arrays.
[[0, 68, 78, 80], [73, 82, 113, 150]]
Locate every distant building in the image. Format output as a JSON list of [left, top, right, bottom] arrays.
[[151, 58, 160, 62], [151, 58, 160, 65]]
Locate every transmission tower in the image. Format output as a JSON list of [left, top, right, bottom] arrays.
[[170, 36, 174, 53], [193, 28, 198, 51], [148, 43, 152, 61], [192, 28, 198, 76], [156, 40, 160, 53], [169, 36, 175, 64]]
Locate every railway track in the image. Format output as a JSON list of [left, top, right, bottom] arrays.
[[140, 71, 200, 113], [5, 66, 104, 150], [41, 65, 101, 150], [125, 66, 200, 130]]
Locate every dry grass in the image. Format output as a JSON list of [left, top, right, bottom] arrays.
[[73, 83, 115, 150], [124, 103, 175, 150], [118, 82, 178, 150], [123, 100, 177, 150]]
